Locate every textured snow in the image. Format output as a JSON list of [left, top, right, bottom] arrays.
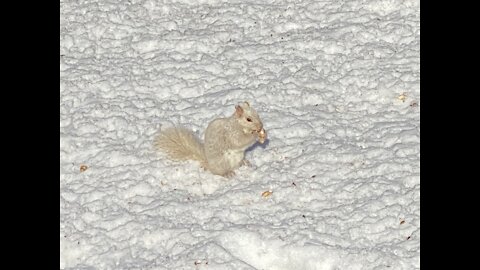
[[60, 0, 420, 269]]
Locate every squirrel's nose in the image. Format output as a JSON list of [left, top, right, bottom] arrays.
[[257, 124, 263, 132]]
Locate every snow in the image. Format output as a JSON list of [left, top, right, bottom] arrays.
[[60, 0, 420, 269]]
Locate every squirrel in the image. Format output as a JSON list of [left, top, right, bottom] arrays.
[[154, 101, 267, 177]]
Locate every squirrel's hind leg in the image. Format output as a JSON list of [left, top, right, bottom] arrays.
[[222, 171, 236, 178], [241, 159, 251, 167], [200, 161, 208, 171]]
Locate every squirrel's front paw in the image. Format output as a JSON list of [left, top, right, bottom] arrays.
[[258, 128, 266, 144]]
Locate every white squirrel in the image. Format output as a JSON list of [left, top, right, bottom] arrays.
[[154, 101, 267, 177]]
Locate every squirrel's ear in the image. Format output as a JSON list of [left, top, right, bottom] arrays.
[[235, 105, 244, 117], [244, 101, 250, 107]]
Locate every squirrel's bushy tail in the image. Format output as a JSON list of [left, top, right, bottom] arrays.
[[154, 127, 207, 167]]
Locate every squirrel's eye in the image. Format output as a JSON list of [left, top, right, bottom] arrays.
[[246, 118, 252, 122]]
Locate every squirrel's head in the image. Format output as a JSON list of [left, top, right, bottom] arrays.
[[234, 101, 263, 132]]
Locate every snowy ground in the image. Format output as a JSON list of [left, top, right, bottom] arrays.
[[60, 0, 420, 269]]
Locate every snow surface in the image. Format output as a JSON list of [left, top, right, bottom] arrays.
[[60, 0, 420, 269]]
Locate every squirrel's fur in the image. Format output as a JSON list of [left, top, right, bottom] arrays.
[[154, 101, 265, 177]]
